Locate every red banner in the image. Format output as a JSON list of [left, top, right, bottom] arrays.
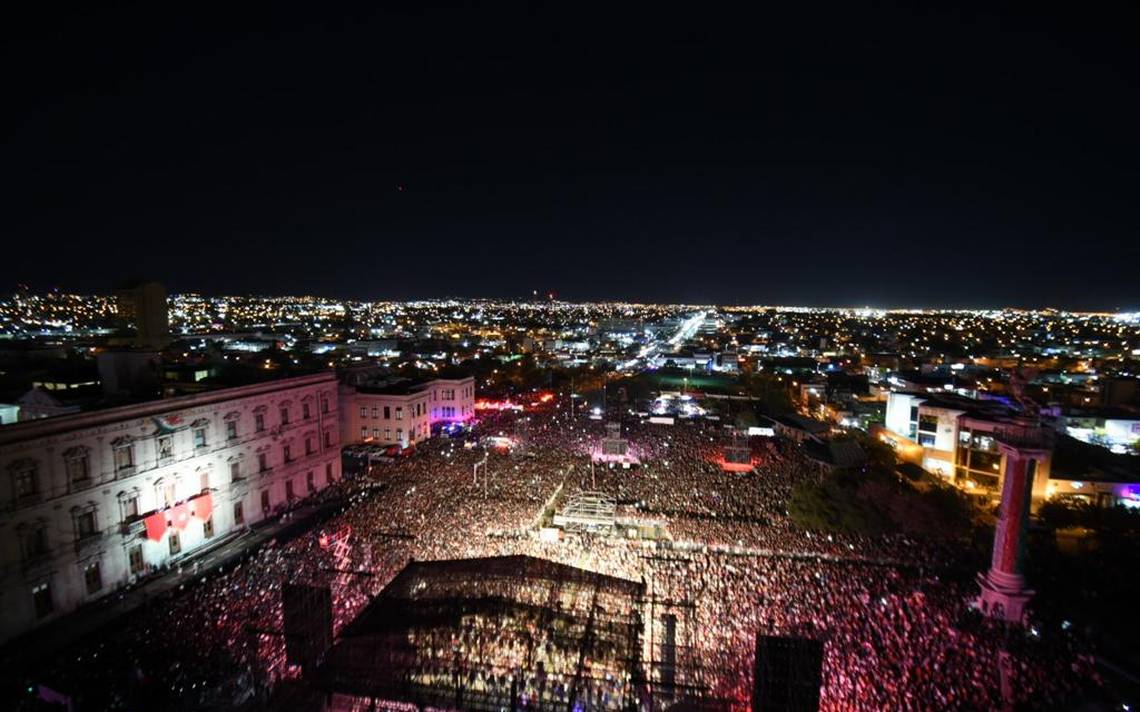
[[192, 492, 213, 521], [144, 511, 167, 541], [169, 502, 191, 530]]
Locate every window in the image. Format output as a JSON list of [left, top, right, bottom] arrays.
[[306, 470, 315, 493], [383, 406, 390, 419], [14, 463, 39, 501], [361, 426, 368, 439], [279, 407, 290, 425], [918, 415, 939, 434], [122, 493, 140, 520], [114, 443, 134, 472], [226, 421, 238, 440], [396, 428, 403, 443], [168, 532, 181, 555], [22, 524, 49, 560], [66, 453, 90, 488], [324, 431, 332, 448], [396, 407, 403, 420], [193, 427, 208, 449], [84, 561, 102, 595], [371, 406, 379, 419], [203, 516, 214, 539], [360, 406, 368, 418], [285, 480, 295, 501], [258, 452, 269, 472], [321, 396, 329, 414], [233, 501, 244, 526], [199, 471, 210, 492], [302, 402, 311, 420], [161, 480, 177, 508], [325, 462, 333, 483], [283, 444, 292, 463], [373, 428, 380, 439], [255, 413, 265, 432], [75, 509, 98, 540], [230, 461, 241, 482], [384, 428, 390, 441], [305, 438, 315, 456], [32, 582, 53, 619], [157, 436, 174, 460], [128, 544, 144, 574], [260, 489, 271, 512]]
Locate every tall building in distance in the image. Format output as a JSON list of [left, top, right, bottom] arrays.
[[114, 280, 169, 348]]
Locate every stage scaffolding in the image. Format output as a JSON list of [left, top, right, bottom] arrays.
[[317, 555, 646, 712], [552, 491, 618, 533]]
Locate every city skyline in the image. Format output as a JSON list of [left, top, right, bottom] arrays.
[[6, 285, 1140, 316]]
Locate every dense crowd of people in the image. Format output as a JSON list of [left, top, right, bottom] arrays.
[[7, 403, 1104, 710]]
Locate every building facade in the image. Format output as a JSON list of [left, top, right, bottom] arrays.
[[881, 391, 1053, 497], [0, 372, 340, 643], [340, 376, 475, 448]]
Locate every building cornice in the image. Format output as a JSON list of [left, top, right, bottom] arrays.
[[0, 372, 336, 447]]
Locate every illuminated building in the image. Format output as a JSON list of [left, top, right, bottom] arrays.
[[340, 376, 475, 448], [881, 391, 1041, 487], [0, 372, 340, 643], [881, 391, 1140, 508]]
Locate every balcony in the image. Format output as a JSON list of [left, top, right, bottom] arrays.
[[115, 465, 137, 479], [75, 531, 104, 555], [120, 518, 146, 537]]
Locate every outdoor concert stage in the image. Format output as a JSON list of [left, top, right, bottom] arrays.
[[317, 555, 648, 711]]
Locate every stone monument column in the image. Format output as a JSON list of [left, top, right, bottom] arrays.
[[976, 442, 1046, 623]]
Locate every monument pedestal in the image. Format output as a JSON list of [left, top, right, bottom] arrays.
[[976, 568, 1034, 623]]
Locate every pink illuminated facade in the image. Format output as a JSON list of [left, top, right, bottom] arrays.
[[340, 376, 475, 447], [0, 372, 340, 643]]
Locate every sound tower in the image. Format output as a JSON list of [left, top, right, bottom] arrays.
[[282, 583, 334, 669], [751, 634, 823, 712]]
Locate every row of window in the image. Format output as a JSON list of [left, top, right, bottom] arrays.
[[9, 425, 335, 504], [26, 462, 339, 619], [435, 385, 473, 401], [361, 425, 420, 442], [358, 402, 426, 421], [28, 516, 214, 620]]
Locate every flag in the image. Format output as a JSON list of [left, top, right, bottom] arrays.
[[151, 415, 184, 434], [144, 511, 167, 541], [169, 502, 191, 530], [192, 492, 213, 521]]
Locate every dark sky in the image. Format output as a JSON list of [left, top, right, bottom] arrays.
[[3, 2, 1138, 308]]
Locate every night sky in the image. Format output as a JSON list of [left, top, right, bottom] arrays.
[[3, 2, 1138, 308]]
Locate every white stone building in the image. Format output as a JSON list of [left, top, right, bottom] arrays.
[[340, 376, 475, 447], [0, 372, 340, 644]]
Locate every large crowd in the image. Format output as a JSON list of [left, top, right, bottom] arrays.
[[6, 404, 1104, 711]]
